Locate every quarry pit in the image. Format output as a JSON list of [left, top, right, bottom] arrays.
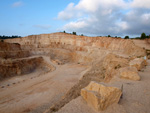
[[0, 32, 150, 113]]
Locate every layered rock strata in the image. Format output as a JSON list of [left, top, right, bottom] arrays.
[[0, 41, 29, 59], [5, 33, 146, 63], [0, 57, 53, 80]]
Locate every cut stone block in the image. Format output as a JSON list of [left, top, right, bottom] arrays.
[[81, 81, 122, 111]]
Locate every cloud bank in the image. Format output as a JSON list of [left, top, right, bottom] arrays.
[[57, 0, 150, 37]]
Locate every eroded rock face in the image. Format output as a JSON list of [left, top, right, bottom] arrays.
[[0, 57, 53, 80], [0, 41, 21, 51], [81, 81, 122, 111], [2, 33, 147, 82], [129, 58, 146, 71], [0, 42, 30, 59], [0, 41, 56, 80], [119, 67, 140, 81], [5, 33, 146, 62], [79, 53, 130, 83]]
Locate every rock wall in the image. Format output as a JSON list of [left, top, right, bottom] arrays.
[[0, 41, 21, 51], [0, 42, 30, 59], [133, 39, 150, 59], [0, 57, 52, 80], [133, 39, 150, 50], [2, 33, 147, 81], [5, 33, 146, 61]]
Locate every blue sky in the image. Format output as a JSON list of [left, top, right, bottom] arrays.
[[0, 0, 150, 37], [0, 0, 79, 36]]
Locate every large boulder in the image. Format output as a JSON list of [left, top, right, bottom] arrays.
[[119, 67, 140, 81], [129, 58, 146, 71], [81, 81, 122, 111], [102, 54, 129, 82]]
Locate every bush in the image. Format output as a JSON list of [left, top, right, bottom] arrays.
[[124, 36, 129, 39], [72, 32, 76, 35]]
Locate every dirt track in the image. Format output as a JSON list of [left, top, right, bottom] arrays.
[[0, 56, 88, 113]]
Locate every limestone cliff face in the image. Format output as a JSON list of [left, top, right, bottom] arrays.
[[0, 41, 21, 51], [133, 39, 150, 50], [0, 41, 56, 80], [0, 57, 53, 80], [5, 33, 146, 61], [0, 42, 30, 59]]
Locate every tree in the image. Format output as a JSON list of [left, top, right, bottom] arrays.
[[0, 35, 21, 39], [108, 35, 111, 37], [72, 32, 76, 35], [63, 31, 66, 33], [141, 33, 146, 39], [146, 35, 150, 39], [124, 36, 129, 39], [81, 34, 84, 36]]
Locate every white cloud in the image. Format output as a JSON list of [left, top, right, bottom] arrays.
[[117, 21, 129, 30], [58, 3, 75, 20], [63, 20, 88, 30], [57, 0, 150, 36], [141, 13, 150, 25], [33, 25, 51, 30], [12, 1, 23, 8], [131, 0, 150, 9], [76, 0, 126, 12], [58, 0, 126, 20]]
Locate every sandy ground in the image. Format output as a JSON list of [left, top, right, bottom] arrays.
[[56, 60, 150, 113], [0, 56, 88, 113]]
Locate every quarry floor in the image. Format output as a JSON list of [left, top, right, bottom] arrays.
[[0, 57, 150, 113], [56, 60, 150, 113], [0, 56, 88, 113]]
